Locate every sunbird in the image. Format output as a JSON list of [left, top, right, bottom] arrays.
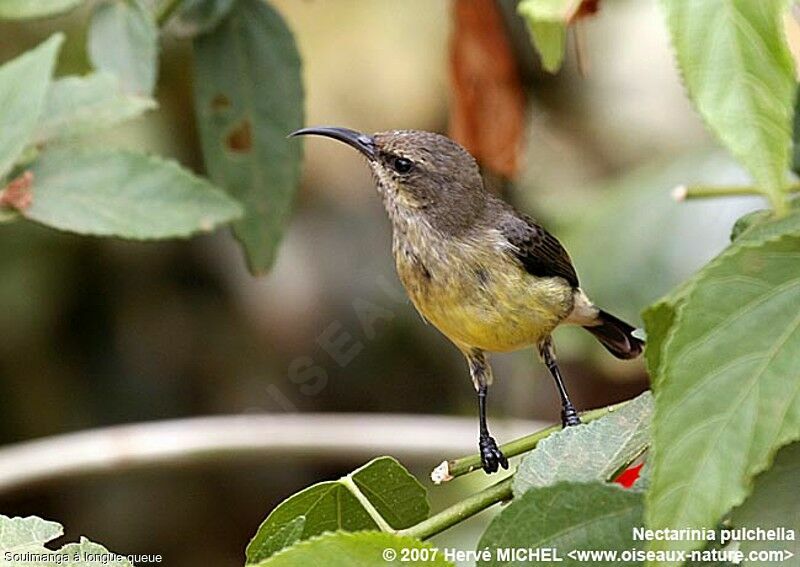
[[290, 127, 644, 473]]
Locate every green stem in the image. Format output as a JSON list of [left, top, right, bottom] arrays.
[[397, 477, 513, 540], [673, 183, 800, 202], [439, 399, 632, 481], [402, 441, 647, 541], [155, 0, 183, 27], [394, 397, 648, 540]]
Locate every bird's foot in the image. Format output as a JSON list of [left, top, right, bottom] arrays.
[[479, 434, 508, 474], [561, 404, 581, 428]]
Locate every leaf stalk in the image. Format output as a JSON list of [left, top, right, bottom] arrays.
[[397, 477, 513, 540], [672, 183, 800, 203]]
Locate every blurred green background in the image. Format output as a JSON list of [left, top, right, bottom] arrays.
[[0, 0, 766, 565]]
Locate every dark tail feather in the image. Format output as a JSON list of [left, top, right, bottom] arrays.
[[583, 310, 644, 360]]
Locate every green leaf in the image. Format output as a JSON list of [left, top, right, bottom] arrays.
[[0, 34, 62, 178], [525, 21, 566, 74], [0, 0, 82, 19], [513, 391, 652, 496], [660, 0, 796, 206], [251, 531, 453, 567], [348, 457, 430, 530], [734, 206, 800, 244], [88, 0, 158, 95], [642, 205, 800, 383], [192, 0, 304, 273], [642, 300, 678, 386], [24, 148, 242, 238], [730, 209, 772, 241], [517, 0, 582, 73], [246, 457, 429, 564], [642, 277, 696, 386], [35, 73, 156, 143], [0, 515, 133, 566], [247, 482, 377, 563], [478, 482, 643, 566], [254, 516, 306, 561], [730, 441, 800, 565], [169, 0, 235, 38], [647, 234, 800, 563]]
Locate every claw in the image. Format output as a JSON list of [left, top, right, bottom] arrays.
[[479, 435, 509, 474]]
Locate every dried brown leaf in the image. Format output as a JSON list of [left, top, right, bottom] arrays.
[[571, 0, 600, 23], [449, 0, 526, 179]]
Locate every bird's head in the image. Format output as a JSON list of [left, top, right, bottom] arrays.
[[290, 126, 486, 229]]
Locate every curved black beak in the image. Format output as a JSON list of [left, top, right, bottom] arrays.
[[289, 126, 376, 160]]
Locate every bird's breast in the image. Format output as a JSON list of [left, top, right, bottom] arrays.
[[393, 228, 574, 353]]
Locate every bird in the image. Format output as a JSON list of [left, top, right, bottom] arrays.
[[289, 127, 644, 474]]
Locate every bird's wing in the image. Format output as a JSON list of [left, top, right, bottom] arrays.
[[499, 214, 579, 288]]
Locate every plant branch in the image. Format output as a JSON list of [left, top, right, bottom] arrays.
[[433, 399, 633, 483], [671, 183, 800, 202], [0, 413, 545, 494], [155, 0, 183, 27], [397, 477, 513, 540], [404, 398, 648, 540]]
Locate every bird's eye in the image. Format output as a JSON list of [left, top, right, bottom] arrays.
[[392, 157, 413, 174]]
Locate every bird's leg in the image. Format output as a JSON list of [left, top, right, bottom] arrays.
[[467, 350, 508, 474], [538, 337, 581, 427]]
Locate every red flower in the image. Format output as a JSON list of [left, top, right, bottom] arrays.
[[614, 463, 643, 488]]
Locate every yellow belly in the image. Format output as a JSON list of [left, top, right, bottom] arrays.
[[397, 250, 574, 353]]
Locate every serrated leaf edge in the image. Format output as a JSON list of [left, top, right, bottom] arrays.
[[658, 0, 795, 203], [647, 231, 800, 551], [512, 391, 652, 497]]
